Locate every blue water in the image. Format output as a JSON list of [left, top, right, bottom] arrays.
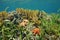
[[0, 0, 60, 13]]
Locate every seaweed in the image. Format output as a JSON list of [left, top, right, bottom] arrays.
[[0, 8, 60, 40]]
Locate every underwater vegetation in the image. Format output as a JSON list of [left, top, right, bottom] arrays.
[[0, 8, 60, 40]]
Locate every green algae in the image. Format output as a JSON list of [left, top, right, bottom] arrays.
[[0, 8, 60, 40]]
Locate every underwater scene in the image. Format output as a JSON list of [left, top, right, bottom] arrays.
[[0, 0, 60, 40]]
